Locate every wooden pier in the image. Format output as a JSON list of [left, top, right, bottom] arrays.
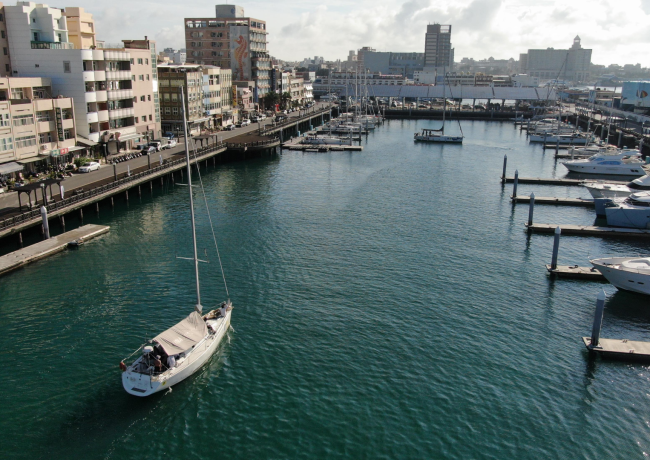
[[284, 144, 363, 152], [545, 264, 604, 280], [527, 223, 650, 238], [0, 224, 109, 276], [512, 195, 594, 207], [583, 337, 650, 362]]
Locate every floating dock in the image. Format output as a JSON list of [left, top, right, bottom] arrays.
[[583, 337, 650, 362], [527, 223, 650, 238], [283, 143, 363, 151], [0, 224, 109, 276], [512, 195, 594, 207], [545, 264, 605, 280], [504, 176, 627, 186]]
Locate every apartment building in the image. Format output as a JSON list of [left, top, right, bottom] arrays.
[[63, 7, 95, 50], [184, 4, 271, 100], [519, 36, 592, 83], [5, 2, 160, 150], [0, 76, 76, 172], [423, 24, 454, 72], [288, 77, 304, 106], [0, 3, 12, 77], [158, 64, 233, 135]]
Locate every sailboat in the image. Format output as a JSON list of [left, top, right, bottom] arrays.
[[414, 70, 463, 144], [121, 87, 232, 397]]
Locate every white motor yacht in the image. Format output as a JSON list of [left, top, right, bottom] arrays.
[[604, 191, 650, 228], [590, 257, 650, 295], [562, 150, 644, 176], [584, 174, 650, 199]]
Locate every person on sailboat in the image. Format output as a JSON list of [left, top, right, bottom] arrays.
[[167, 354, 176, 369], [219, 302, 228, 318]]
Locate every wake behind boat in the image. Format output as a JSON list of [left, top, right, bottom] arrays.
[[121, 87, 232, 397]]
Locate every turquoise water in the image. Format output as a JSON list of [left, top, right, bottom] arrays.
[[2, 120, 650, 459]]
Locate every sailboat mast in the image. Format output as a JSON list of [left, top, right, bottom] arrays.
[[442, 65, 446, 134], [180, 85, 202, 313]]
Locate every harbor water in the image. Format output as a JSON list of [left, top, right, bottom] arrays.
[[2, 119, 650, 459]]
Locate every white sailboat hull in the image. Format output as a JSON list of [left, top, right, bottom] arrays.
[[414, 134, 463, 143], [122, 310, 231, 397]]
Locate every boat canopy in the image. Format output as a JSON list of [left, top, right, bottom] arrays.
[[153, 311, 207, 355]]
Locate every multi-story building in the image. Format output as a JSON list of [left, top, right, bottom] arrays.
[[184, 4, 271, 102], [63, 7, 95, 50], [0, 3, 12, 77], [0, 76, 77, 171], [159, 48, 186, 65], [5, 2, 161, 150], [361, 51, 424, 78], [158, 64, 233, 135], [303, 81, 313, 103], [288, 77, 304, 106], [519, 36, 592, 83], [423, 24, 453, 72]]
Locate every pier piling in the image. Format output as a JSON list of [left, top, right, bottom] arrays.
[[590, 291, 606, 348], [550, 226, 561, 270], [40, 206, 50, 239], [60, 215, 65, 232], [138, 186, 141, 197], [501, 155, 507, 183], [512, 170, 519, 198], [125, 190, 129, 202], [147, 154, 151, 170], [527, 192, 535, 227], [113, 163, 117, 181], [79, 208, 83, 221], [618, 131, 623, 148], [110, 197, 114, 208], [60, 185, 64, 200], [18, 232, 23, 248], [96, 203, 99, 214]]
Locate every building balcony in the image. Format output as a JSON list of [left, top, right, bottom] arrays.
[[103, 50, 130, 61], [62, 119, 74, 129], [107, 89, 134, 100], [34, 99, 53, 111], [81, 49, 105, 61], [87, 112, 99, 124], [54, 98, 73, 109], [37, 120, 56, 132], [109, 107, 134, 119], [83, 70, 106, 82], [97, 110, 109, 122], [95, 90, 108, 102], [106, 70, 132, 81], [31, 41, 74, 50], [88, 132, 100, 143], [85, 91, 97, 103]]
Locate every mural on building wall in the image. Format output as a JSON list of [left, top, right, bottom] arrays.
[[622, 82, 650, 108], [230, 26, 250, 81]]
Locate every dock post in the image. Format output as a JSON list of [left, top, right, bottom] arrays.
[[501, 154, 507, 183], [544, 132, 547, 145], [590, 290, 606, 348], [60, 215, 65, 232], [160, 177, 164, 187], [18, 232, 23, 248], [555, 138, 559, 153], [138, 185, 142, 197], [160, 154, 163, 166], [618, 131, 623, 148], [60, 185, 65, 200], [79, 208, 83, 220], [512, 170, 519, 198], [113, 163, 117, 181], [40, 206, 50, 239], [147, 153, 151, 170], [527, 192, 535, 226], [550, 226, 561, 270], [180, 168, 183, 180], [127, 165, 131, 177]]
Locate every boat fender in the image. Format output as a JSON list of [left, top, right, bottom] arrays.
[[120, 361, 127, 372]]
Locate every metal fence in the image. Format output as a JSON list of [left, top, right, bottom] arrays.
[[0, 142, 227, 231]]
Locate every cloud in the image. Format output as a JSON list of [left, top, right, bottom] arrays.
[[76, 0, 649, 66]]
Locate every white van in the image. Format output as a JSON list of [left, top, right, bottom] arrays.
[[241, 119, 251, 127]]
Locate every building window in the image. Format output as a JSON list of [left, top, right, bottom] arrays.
[[63, 61, 71, 73], [163, 93, 170, 101], [1, 31, 4, 39], [38, 132, 52, 143], [33, 32, 38, 41], [133, 97, 137, 103], [0, 14, 4, 22], [164, 107, 170, 114], [57, 33, 62, 42], [140, 96, 145, 102], [172, 107, 178, 115], [0, 135, 13, 151], [15, 135, 36, 148], [0, 113, 9, 126], [146, 74, 150, 80], [171, 93, 178, 102], [4, 64, 8, 72], [137, 58, 143, 64], [130, 58, 134, 64], [141, 116, 146, 122], [145, 58, 148, 64], [139, 75, 144, 81], [63, 129, 73, 140], [147, 95, 151, 101]]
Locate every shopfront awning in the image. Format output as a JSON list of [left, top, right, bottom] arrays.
[[76, 137, 98, 147], [117, 133, 143, 142], [17, 155, 49, 164], [0, 161, 24, 174], [190, 117, 210, 124]]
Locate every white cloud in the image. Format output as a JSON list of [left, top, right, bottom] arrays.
[[78, 0, 649, 66]]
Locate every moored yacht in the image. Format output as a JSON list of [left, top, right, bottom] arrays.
[[604, 191, 650, 228], [414, 128, 463, 143], [562, 150, 644, 176], [529, 132, 590, 144], [584, 174, 650, 199], [590, 257, 650, 295]]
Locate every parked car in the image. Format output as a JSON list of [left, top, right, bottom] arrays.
[[225, 124, 236, 131], [143, 146, 156, 154], [276, 115, 288, 122], [161, 139, 178, 150], [149, 140, 163, 151], [257, 114, 266, 120], [241, 119, 251, 127], [135, 143, 149, 152], [78, 161, 100, 173]]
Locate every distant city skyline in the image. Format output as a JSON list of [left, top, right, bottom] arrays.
[[81, 0, 649, 67]]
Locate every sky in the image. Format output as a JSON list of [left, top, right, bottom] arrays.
[[78, 0, 649, 67]]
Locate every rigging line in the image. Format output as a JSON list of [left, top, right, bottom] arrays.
[[444, 78, 464, 137], [188, 140, 231, 300]]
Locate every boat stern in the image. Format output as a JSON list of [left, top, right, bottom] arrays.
[[122, 370, 163, 397]]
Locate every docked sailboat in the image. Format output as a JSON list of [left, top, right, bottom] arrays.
[[121, 87, 232, 397], [528, 132, 591, 144], [562, 150, 644, 176], [590, 257, 650, 295]]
